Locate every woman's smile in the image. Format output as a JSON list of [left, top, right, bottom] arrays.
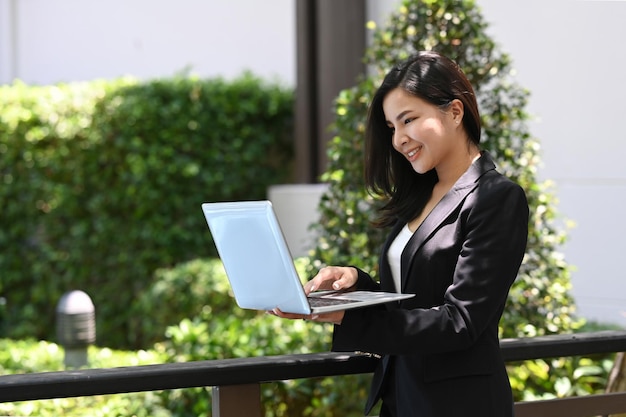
[[406, 146, 422, 161]]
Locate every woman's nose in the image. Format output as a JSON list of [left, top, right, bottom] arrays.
[[392, 131, 408, 149]]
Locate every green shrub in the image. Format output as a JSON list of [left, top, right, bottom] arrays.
[[132, 258, 240, 347], [0, 338, 170, 417], [0, 80, 111, 339], [0, 74, 294, 349], [149, 257, 369, 417], [0, 258, 616, 416], [307, 0, 607, 401]]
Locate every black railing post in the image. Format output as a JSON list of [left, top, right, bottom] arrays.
[[212, 384, 262, 417]]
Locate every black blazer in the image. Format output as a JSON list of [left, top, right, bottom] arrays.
[[332, 152, 529, 417]]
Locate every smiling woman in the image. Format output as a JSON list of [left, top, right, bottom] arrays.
[[275, 51, 529, 417]]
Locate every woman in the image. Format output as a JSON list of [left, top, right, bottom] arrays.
[[275, 51, 528, 416]]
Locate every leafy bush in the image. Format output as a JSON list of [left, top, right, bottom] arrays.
[[0, 258, 616, 416], [147, 257, 370, 417], [307, 0, 606, 401], [0, 74, 294, 349], [0, 258, 372, 417], [0, 254, 369, 417], [0, 338, 170, 417]]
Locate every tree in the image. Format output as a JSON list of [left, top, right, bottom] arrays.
[[307, 0, 603, 400]]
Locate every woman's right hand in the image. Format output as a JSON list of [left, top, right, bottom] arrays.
[[304, 266, 359, 294]]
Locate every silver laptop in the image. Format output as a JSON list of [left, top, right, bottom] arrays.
[[201, 200, 414, 314]]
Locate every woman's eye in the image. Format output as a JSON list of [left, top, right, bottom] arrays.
[[404, 117, 414, 125]]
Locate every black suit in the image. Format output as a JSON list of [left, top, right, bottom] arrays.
[[332, 152, 528, 416]]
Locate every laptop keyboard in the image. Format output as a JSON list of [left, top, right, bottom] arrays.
[[307, 296, 359, 307]]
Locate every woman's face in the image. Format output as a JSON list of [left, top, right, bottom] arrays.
[[383, 88, 461, 175]]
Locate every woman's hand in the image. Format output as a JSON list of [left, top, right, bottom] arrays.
[[268, 266, 358, 325], [269, 308, 345, 325], [304, 266, 359, 294]]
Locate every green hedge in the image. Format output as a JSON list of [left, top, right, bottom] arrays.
[[151, 257, 370, 417], [0, 338, 171, 417], [0, 74, 294, 349], [0, 258, 371, 417], [0, 258, 615, 416]]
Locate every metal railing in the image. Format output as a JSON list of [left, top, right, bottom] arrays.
[[1, 330, 626, 417]]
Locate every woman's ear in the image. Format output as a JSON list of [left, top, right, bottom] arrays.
[[449, 99, 464, 124]]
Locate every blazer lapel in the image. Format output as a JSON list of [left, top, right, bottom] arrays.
[[400, 152, 496, 291]]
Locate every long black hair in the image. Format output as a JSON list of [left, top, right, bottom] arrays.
[[364, 51, 480, 228]]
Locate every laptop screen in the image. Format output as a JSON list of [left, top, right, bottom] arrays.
[[202, 201, 312, 314]]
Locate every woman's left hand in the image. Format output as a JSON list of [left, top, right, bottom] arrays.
[[268, 308, 345, 325]]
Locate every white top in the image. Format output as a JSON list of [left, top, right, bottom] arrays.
[[387, 223, 414, 293]]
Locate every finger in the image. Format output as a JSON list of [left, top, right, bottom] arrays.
[[304, 279, 333, 293], [329, 267, 358, 290], [271, 308, 308, 320], [303, 279, 318, 294], [304, 268, 336, 294], [310, 311, 344, 325]]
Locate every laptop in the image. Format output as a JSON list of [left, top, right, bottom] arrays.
[[201, 200, 414, 314]]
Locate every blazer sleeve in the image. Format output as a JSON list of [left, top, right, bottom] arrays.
[[333, 176, 529, 355], [351, 266, 382, 291]]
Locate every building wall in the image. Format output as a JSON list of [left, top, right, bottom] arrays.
[[0, 0, 296, 85], [1, 0, 625, 327], [476, 0, 626, 327]]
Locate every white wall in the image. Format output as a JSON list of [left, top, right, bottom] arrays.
[[476, 0, 626, 327], [0, 0, 296, 85], [268, 184, 329, 258], [2, 0, 625, 326]]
